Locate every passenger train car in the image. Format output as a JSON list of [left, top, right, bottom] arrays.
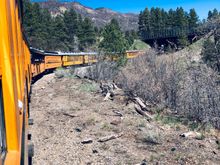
[[0, 0, 144, 164], [30, 48, 144, 78], [0, 0, 32, 164]]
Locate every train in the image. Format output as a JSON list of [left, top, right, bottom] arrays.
[[0, 0, 32, 164], [0, 0, 144, 164], [30, 47, 144, 78]]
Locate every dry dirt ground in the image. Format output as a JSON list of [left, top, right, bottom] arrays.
[[30, 72, 220, 165]]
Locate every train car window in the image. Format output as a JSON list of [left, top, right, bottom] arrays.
[[0, 80, 7, 159]]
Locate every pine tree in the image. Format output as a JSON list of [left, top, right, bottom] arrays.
[[175, 7, 188, 27], [202, 30, 220, 72], [175, 7, 189, 48], [177, 35, 189, 48], [50, 16, 68, 51], [138, 8, 151, 40], [138, 11, 145, 39], [212, 9, 219, 19], [188, 9, 199, 29], [125, 30, 137, 47], [167, 9, 176, 27], [63, 9, 79, 51], [208, 9, 219, 20], [208, 10, 213, 20], [78, 17, 96, 51], [99, 19, 129, 54]]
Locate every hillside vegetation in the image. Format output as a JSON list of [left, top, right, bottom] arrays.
[[23, 0, 137, 52], [38, 1, 139, 31], [129, 40, 150, 50], [30, 71, 220, 165]]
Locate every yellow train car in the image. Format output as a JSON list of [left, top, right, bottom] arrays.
[[126, 50, 145, 59], [31, 63, 45, 77], [30, 50, 145, 75], [45, 56, 62, 69], [0, 0, 32, 164], [62, 55, 84, 66]]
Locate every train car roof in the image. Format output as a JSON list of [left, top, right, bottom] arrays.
[[30, 47, 145, 56], [30, 47, 98, 56]]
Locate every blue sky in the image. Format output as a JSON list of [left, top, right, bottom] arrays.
[[32, 0, 220, 19]]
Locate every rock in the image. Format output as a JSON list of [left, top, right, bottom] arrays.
[[75, 128, 82, 132], [180, 131, 204, 140], [135, 159, 148, 165], [48, 94, 53, 99], [81, 139, 93, 144], [110, 120, 121, 126]]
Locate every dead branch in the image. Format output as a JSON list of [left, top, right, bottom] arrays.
[[104, 92, 112, 101], [112, 110, 123, 117], [134, 97, 150, 111], [97, 133, 123, 143], [134, 104, 153, 120], [81, 138, 93, 144], [166, 39, 177, 50], [62, 113, 77, 118]]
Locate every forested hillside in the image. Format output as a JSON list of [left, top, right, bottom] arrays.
[[37, 0, 139, 31], [23, 0, 96, 51], [138, 7, 220, 48], [23, 0, 220, 53], [23, 0, 137, 51]]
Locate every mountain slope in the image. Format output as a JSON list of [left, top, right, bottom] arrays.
[[37, 1, 139, 31]]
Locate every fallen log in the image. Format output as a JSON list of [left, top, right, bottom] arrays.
[[104, 92, 112, 101], [98, 133, 123, 143], [134, 104, 153, 120], [180, 131, 204, 140], [134, 97, 149, 111]]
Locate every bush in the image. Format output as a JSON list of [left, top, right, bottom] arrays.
[[116, 50, 220, 129]]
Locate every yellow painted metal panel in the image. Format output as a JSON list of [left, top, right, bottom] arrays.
[[45, 56, 62, 63], [63, 61, 83, 66], [45, 63, 62, 69], [0, 0, 20, 154]]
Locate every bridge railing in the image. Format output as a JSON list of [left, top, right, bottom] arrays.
[[143, 24, 219, 40]]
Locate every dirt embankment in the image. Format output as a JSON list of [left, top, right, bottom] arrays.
[[30, 72, 220, 165]]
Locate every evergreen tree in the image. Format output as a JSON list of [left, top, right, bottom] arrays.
[[63, 9, 79, 51], [175, 7, 189, 47], [202, 30, 220, 72], [208, 10, 213, 20], [212, 8, 219, 19], [125, 30, 138, 47], [78, 17, 96, 51], [50, 16, 68, 51], [23, 0, 54, 50], [138, 11, 145, 39], [175, 7, 188, 27], [208, 9, 219, 20], [138, 8, 151, 40], [99, 19, 129, 54], [177, 35, 189, 48], [188, 9, 199, 29], [161, 9, 168, 28], [167, 9, 176, 27]]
